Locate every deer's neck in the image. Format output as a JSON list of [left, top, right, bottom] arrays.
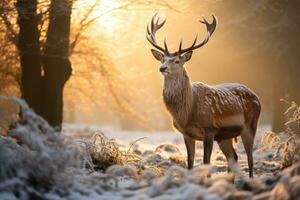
[[163, 69, 193, 126]]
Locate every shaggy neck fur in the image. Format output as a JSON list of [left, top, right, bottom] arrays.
[[163, 69, 193, 127]]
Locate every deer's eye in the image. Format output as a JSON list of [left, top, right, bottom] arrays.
[[175, 60, 180, 64]]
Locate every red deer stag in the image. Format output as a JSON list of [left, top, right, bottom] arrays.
[[146, 13, 261, 177]]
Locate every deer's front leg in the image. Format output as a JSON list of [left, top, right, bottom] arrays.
[[184, 136, 195, 169], [203, 130, 215, 164]]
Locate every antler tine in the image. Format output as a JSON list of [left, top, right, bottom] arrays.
[[178, 38, 183, 52], [191, 32, 199, 47], [146, 13, 168, 54], [151, 15, 156, 32], [164, 37, 169, 54], [147, 23, 151, 35], [156, 16, 160, 26], [177, 15, 217, 55], [200, 16, 208, 24], [158, 19, 166, 29]]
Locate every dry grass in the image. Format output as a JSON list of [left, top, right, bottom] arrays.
[[80, 131, 181, 176], [169, 155, 187, 168], [285, 101, 300, 136], [81, 131, 142, 171], [261, 101, 300, 168]]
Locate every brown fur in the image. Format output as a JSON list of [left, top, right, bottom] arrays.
[[163, 68, 261, 177]]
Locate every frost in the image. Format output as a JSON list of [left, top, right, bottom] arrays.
[[106, 165, 138, 179], [0, 97, 300, 199]]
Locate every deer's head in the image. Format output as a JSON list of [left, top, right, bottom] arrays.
[[147, 13, 217, 77]]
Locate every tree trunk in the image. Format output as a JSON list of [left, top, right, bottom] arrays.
[[16, 0, 42, 115], [42, 0, 72, 129]]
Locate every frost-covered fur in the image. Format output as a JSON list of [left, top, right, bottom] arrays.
[[162, 66, 261, 177], [163, 69, 260, 135]]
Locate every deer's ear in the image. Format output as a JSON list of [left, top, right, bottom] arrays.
[[182, 51, 193, 62], [151, 49, 164, 62]]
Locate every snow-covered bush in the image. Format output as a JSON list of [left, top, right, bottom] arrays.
[[0, 97, 83, 199]]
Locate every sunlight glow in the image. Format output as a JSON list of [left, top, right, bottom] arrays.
[[92, 0, 122, 36]]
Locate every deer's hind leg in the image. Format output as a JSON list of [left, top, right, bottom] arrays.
[[217, 139, 238, 173], [241, 126, 255, 178]]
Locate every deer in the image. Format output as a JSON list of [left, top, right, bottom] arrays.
[[146, 13, 261, 177]]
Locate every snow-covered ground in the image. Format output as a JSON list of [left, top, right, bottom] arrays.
[[62, 123, 280, 179], [1, 98, 299, 200]]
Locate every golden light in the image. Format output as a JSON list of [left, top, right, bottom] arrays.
[[92, 0, 122, 36]]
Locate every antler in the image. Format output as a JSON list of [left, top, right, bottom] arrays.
[[146, 13, 169, 54], [177, 15, 217, 55]]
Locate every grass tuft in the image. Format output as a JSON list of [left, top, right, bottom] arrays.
[[82, 131, 142, 171]]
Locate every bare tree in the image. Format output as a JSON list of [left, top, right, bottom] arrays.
[[13, 0, 72, 130], [0, 0, 180, 130]]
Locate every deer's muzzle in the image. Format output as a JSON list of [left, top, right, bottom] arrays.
[[160, 66, 167, 72]]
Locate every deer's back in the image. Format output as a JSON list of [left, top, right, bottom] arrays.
[[190, 82, 260, 128]]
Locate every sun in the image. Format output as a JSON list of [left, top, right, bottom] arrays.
[[91, 0, 122, 36]]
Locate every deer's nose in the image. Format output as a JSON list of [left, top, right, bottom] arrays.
[[160, 66, 167, 72]]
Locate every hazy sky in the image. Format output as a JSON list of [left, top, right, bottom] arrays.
[[64, 0, 282, 129]]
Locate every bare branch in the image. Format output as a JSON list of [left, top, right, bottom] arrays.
[[0, 4, 18, 45], [70, 0, 180, 54]]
